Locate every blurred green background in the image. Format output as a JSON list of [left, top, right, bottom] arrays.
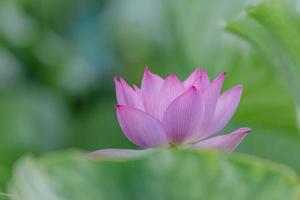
[[1, 0, 300, 194]]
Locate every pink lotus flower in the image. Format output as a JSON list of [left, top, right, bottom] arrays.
[[89, 67, 251, 158]]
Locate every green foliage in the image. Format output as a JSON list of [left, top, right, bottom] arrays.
[[225, 0, 300, 172], [7, 149, 300, 200], [0, 87, 69, 168], [1, 0, 300, 198], [227, 0, 300, 103]]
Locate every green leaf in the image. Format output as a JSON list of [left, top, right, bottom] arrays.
[[236, 127, 300, 172], [8, 149, 300, 200], [0, 166, 10, 190], [0, 193, 10, 200], [224, 0, 300, 173], [227, 0, 300, 104], [249, 0, 300, 65]]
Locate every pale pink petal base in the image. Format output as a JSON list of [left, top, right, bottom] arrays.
[[192, 128, 251, 153], [87, 149, 152, 158]]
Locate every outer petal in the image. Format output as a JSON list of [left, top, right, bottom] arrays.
[[192, 128, 251, 152], [86, 149, 152, 158], [162, 87, 204, 144], [140, 67, 164, 116], [155, 74, 185, 120], [115, 77, 144, 110], [207, 85, 243, 136], [193, 69, 210, 90], [197, 72, 226, 140], [133, 84, 144, 104], [116, 105, 168, 148], [183, 69, 201, 89]]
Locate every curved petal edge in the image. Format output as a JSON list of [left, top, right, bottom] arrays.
[[192, 128, 251, 153], [116, 105, 168, 148]]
